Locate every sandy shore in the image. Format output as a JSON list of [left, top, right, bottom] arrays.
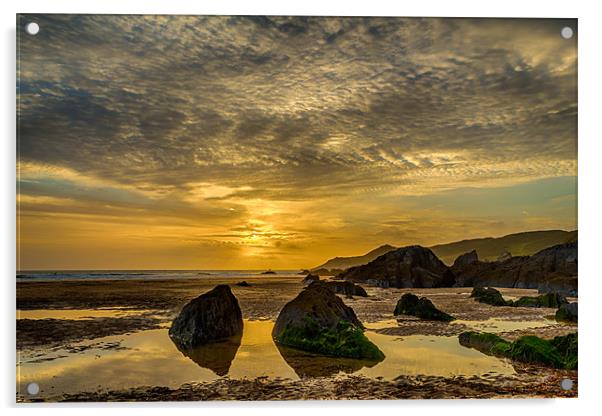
[[17, 276, 578, 401]]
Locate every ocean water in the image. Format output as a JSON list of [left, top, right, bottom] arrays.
[[16, 270, 302, 282]]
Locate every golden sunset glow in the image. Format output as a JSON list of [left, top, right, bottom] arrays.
[[17, 16, 577, 270]]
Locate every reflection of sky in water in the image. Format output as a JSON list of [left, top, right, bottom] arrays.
[[18, 318, 516, 399]]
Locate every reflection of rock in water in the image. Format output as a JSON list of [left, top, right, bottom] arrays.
[[173, 333, 241, 376], [275, 343, 381, 378]]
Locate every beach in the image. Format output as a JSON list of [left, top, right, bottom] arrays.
[[16, 272, 577, 401]]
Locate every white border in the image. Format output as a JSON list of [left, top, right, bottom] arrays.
[[2, 1, 601, 415]]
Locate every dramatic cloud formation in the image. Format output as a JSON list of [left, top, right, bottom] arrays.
[[17, 15, 577, 269]]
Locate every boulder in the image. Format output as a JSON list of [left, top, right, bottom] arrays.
[[555, 302, 578, 323], [272, 282, 384, 360], [302, 273, 320, 285], [169, 285, 243, 349], [470, 287, 510, 306], [235, 281, 251, 287], [511, 293, 567, 308], [338, 245, 456, 288], [393, 293, 455, 321]]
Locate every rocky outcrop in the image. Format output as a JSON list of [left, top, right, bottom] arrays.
[[272, 282, 384, 360], [302, 273, 320, 285], [169, 285, 243, 349], [393, 293, 454, 321], [235, 281, 251, 287], [338, 245, 456, 288], [452, 250, 478, 268], [470, 287, 509, 306], [555, 302, 578, 322], [453, 242, 577, 294]]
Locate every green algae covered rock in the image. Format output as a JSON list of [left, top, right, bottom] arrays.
[[555, 302, 578, 322], [511, 293, 568, 308], [470, 287, 511, 306], [273, 282, 384, 360], [394, 293, 455, 322], [458, 331, 577, 369], [275, 317, 384, 360]]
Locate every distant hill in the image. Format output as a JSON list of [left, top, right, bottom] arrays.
[[430, 230, 577, 265], [312, 230, 577, 271], [311, 244, 397, 271]]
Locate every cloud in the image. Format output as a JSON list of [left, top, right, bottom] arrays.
[[16, 15, 577, 268]]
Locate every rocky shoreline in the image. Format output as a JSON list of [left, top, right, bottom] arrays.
[[51, 367, 577, 402]]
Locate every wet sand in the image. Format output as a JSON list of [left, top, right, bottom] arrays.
[[16, 276, 578, 401]]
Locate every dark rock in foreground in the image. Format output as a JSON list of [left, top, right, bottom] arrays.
[[272, 282, 384, 360], [235, 281, 251, 287], [459, 331, 577, 369], [338, 245, 456, 288], [393, 293, 455, 321], [169, 285, 243, 349], [555, 302, 578, 322], [511, 293, 567, 308], [302, 273, 320, 285], [470, 287, 510, 306]]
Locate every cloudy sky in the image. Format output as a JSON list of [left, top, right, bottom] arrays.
[[17, 15, 577, 270]]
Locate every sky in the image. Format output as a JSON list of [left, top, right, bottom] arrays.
[[17, 15, 577, 270]]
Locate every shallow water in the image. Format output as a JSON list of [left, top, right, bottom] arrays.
[[17, 318, 516, 399], [17, 308, 160, 320]]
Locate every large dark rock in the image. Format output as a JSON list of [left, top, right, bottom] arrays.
[[393, 293, 455, 321], [169, 285, 243, 349], [338, 245, 456, 288], [470, 287, 510, 306], [453, 242, 577, 293], [272, 282, 384, 360], [555, 302, 578, 322]]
